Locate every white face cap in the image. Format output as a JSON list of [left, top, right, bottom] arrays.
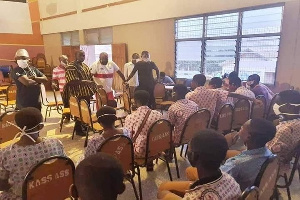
[[15, 49, 29, 59]]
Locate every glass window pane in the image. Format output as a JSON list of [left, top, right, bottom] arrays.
[[242, 7, 283, 35], [61, 32, 71, 46], [204, 39, 236, 78], [85, 29, 100, 45], [176, 41, 201, 78], [176, 17, 203, 39], [239, 36, 280, 84], [71, 31, 80, 46], [206, 13, 239, 37]]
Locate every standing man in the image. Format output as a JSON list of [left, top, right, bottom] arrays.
[[90, 52, 126, 101], [11, 49, 48, 111], [124, 53, 140, 97], [52, 55, 68, 94], [63, 50, 97, 135], [126, 51, 159, 109]]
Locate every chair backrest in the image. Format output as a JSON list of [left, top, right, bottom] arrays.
[[180, 109, 211, 144], [254, 155, 279, 200], [216, 104, 233, 134], [80, 99, 92, 126], [40, 83, 47, 105], [146, 119, 172, 163], [232, 99, 250, 130], [250, 95, 266, 119], [22, 156, 75, 200], [241, 186, 259, 200], [69, 96, 81, 118], [266, 93, 279, 121], [154, 83, 166, 99], [51, 87, 62, 108], [98, 135, 134, 173], [123, 91, 131, 113], [98, 88, 108, 106], [0, 111, 19, 144], [7, 84, 17, 102]]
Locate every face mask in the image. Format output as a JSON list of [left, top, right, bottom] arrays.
[[17, 59, 28, 69], [273, 103, 300, 116]]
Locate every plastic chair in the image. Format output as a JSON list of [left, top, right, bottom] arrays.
[[80, 99, 103, 147], [0, 84, 17, 112], [135, 119, 179, 185], [250, 95, 266, 119], [214, 104, 233, 135], [179, 109, 211, 157], [241, 186, 259, 200], [0, 111, 19, 144], [22, 156, 75, 200], [232, 99, 250, 130], [98, 135, 141, 200], [254, 155, 279, 200]]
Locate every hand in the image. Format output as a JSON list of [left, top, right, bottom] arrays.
[[254, 99, 263, 106], [52, 83, 58, 89], [28, 75, 36, 80]]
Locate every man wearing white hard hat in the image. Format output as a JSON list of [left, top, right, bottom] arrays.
[[11, 49, 48, 111]]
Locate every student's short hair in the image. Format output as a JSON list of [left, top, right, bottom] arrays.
[[191, 129, 228, 170], [141, 51, 150, 58], [15, 107, 43, 131], [229, 76, 242, 87], [248, 74, 260, 84], [229, 71, 238, 79], [173, 84, 188, 98], [75, 153, 124, 199], [132, 53, 140, 59], [209, 77, 223, 88], [160, 72, 166, 77], [134, 90, 150, 106], [192, 74, 206, 86], [249, 118, 276, 147], [277, 90, 300, 104], [96, 106, 117, 127]]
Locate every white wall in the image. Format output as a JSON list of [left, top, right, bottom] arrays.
[[0, 1, 32, 34]]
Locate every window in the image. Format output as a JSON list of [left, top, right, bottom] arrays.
[[61, 31, 79, 46], [84, 27, 113, 45], [175, 4, 284, 84]]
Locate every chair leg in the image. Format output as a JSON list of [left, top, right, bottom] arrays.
[[283, 174, 291, 200], [129, 177, 139, 200], [173, 148, 180, 178], [180, 145, 184, 157], [165, 155, 173, 181], [185, 144, 189, 158], [72, 122, 76, 140], [84, 126, 89, 147], [48, 107, 52, 117], [137, 166, 143, 200], [44, 107, 48, 122], [60, 114, 65, 133]]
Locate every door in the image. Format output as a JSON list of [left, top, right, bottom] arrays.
[[62, 46, 80, 63], [112, 44, 127, 90]]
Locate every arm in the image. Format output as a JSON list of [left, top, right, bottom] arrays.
[[117, 70, 126, 82], [31, 75, 48, 84], [228, 92, 262, 105], [18, 76, 38, 86], [153, 62, 160, 81], [126, 66, 138, 82]]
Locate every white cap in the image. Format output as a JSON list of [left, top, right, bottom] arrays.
[[15, 49, 29, 59]]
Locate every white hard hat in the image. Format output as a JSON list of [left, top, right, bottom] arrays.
[[15, 49, 29, 59]]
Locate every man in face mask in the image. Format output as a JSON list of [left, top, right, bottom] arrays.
[[11, 49, 48, 111], [90, 52, 126, 101], [124, 53, 140, 98], [266, 90, 300, 163], [52, 55, 68, 94]]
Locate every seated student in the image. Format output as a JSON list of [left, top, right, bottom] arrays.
[[267, 90, 300, 163], [158, 129, 241, 200], [0, 107, 65, 200], [168, 84, 198, 145], [160, 72, 175, 85], [186, 118, 276, 191], [222, 71, 238, 90], [83, 106, 129, 159], [70, 153, 125, 200], [247, 74, 274, 108], [186, 74, 218, 117], [228, 76, 255, 100], [124, 90, 162, 170]]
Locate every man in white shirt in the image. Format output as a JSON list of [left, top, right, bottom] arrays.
[[124, 53, 139, 97], [90, 52, 126, 100]]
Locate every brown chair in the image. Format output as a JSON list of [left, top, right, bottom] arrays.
[[135, 119, 179, 184], [22, 156, 75, 200], [116, 91, 131, 126], [0, 84, 16, 112], [40, 83, 64, 121], [69, 96, 81, 140], [214, 104, 233, 135], [232, 99, 250, 130], [276, 141, 300, 200], [266, 93, 279, 121], [154, 83, 174, 111], [250, 95, 266, 119], [98, 135, 141, 200], [0, 111, 19, 144], [98, 88, 108, 107], [179, 109, 211, 157], [241, 186, 259, 200], [80, 99, 103, 147], [254, 155, 279, 200]]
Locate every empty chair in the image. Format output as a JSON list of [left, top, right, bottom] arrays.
[[0, 111, 19, 145], [0, 84, 17, 112], [232, 99, 250, 130], [213, 104, 233, 135], [241, 186, 259, 200], [251, 95, 266, 119], [98, 88, 108, 107], [69, 96, 81, 139], [154, 83, 174, 111], [22, 156, 75, 200], [98, 135, 141, 200], [254, 155, 279, 200]]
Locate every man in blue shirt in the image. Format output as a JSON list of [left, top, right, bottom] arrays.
[[160, 72, 175, 85]]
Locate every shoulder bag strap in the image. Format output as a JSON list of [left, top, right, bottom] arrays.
[[132, 109, 152, 143]]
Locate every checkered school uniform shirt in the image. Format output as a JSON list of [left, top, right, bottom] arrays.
[[168, 99, 199, 144], [124, 106, 162, 158]]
